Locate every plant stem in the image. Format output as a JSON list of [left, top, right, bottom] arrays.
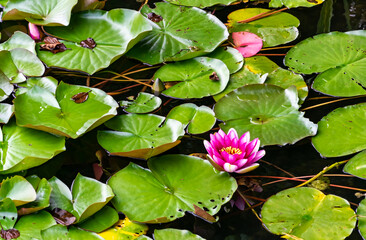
[[238, 7, 288, 23], [237, 190, 262, 223], [295, 160, 349, 188], [256, 53, 286, 56], [301, 95, 366, 111], [260, 45, 295, 51]]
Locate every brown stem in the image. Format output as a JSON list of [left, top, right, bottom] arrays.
[[238, 7, 288, 24]]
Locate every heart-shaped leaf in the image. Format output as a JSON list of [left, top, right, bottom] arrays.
[[285, 31, 366, 97], [228, 8, 299, 47], [154, 57, 230, 99], [0, 31, 35, 54], [165, 0, 235, 7], [14, 82, 118, 139], [126, 2, 229, 65], [37, 9, 152, 74], [120, 92, 162, 114], [215, 84, 317, 146], [207, 47, 244, 74], [261, 187, 356, 240], [14, 211, 56, 240], [0, 176, 36, 207], [98, 114, 184, 160], [108, 154, 237, 223], [2, 0, 78, 26], [312, 103, 366, 157], [0, 120, 65, 173], [166, 103, 216, 134]]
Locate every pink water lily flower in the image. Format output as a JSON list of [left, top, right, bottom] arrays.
[[232, 31, 263, 58], [28, 22, 41, 41], [204, 128, 265, 174]]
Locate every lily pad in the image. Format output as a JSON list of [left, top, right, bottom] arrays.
[[207, 47, 244, 74], [18, 76, 58, 94], [261, 187, 356, 240], [120, 92, 162, 114], [41, 225, 104, 240], [98, 114, 184, 160], [18, 178, 52, 215], [108, 154, 237, 223], [48, 174, 114, 223], [285, 31, 366, 97], [0, 49, 45, 83], [73, 0, 106, 12], [15, 211, 56, 240], [154, 57, 230, 99], [0, 71, 13, 102], [38, 9, 152, 74], [228, 8, 299, 47], [244, 56, 279, 74], [126, 2, 229, 65], [98, 217, 148, 239], [357, 198, 366, 239], [153, 229, 205, 240], [214, 84, 317, 146], [2, 0, 78, 26], [269, 0, 324, 8], [0, 103, 13, 124], [78, 206, 118, 233], [0, 175, 36, 206], [312, 103, 366, 157], [14, 82, 118, 139], [213, 66, 266, 101], [0, 31, 35, 54], [166, 103, 216, 134], [343, 150, 366, 179], [0, 120, 65, 173], [0, 198, 17, 230], [165, 0, 235, 7]]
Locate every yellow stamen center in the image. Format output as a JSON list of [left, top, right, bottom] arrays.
[[220, 146, 242, 155]]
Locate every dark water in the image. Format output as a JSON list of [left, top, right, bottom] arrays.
[[29, 0, 366, 239]]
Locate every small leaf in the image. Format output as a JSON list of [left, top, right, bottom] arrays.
[[39, 37, 68, 54], [51, 208, 76, 226], [71, 90, 92, 104]]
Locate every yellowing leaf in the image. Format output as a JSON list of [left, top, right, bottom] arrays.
[[98, 218, 148, 240]]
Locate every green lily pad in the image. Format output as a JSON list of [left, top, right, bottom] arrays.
[[154, 57, 230, 99], [0, 120, 65, 173], [108, 154, 237, 223], [207, 47, 244, 74], [166, 103, 216, 134], [244, 56, 279, 74], [18, 76, 58, 94], [154, 229, 205, 240], [48, 174, 114, 223], [38, 9, 152, 74], [41, 225, 104, 240], [213, 66, 266, 101], [0, 198, 17, 230], [0, 103, 13, 124], [285, 31, 366, 97], [2, 0, 78, 26], [0, 175, 36, 206], [269, 0, 324, 8], [98, 217, 148, 239], [73, 0, 106, 12], [312, 103, 366, 157], [214, 84, 317, 146], [15, 211, 56, 240], [228, 8, 299, 47], [261, 187, 356, 240], [0, 49, 45, 83], [14, 82, 118, 139], [343, 150, 366, 179], [18, 178, 52, 215], [71, 173, 114, 223], [0, 31, 35, 54], [77, 206, 118, 233], [98, 114, 184, 160], [357, 198, 366, 239], [265, 68, 308, 103], [120, 92, 162, 114], [0, 71, 13, 102], [165, 0, 235, 7], [126, 2, 229, 65]]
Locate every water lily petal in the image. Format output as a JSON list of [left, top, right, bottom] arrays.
[[215, 132, 225, 148], [246, 138, 259, 156], [235, 163, 260, 174], [28, 22, 41, 41], [236, 158, 248, 169], [232, 32, 263, 58], [221, 151, 236, 164], [218, 129, 226, 138], [204, 140, 214, 156], [223, 163, 239, 172], [252, 149, 266, 162], [224, 134, 232, 147], [238, 132, 250, 150], [207, 155, 225, 171], [213, 155, 225, 167], [228, 128, 238, 141]]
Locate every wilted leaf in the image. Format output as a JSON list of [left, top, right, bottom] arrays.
[[39, 37, 68, 54], [71, 90, 92, 104], [51, 208, 76, 226]]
